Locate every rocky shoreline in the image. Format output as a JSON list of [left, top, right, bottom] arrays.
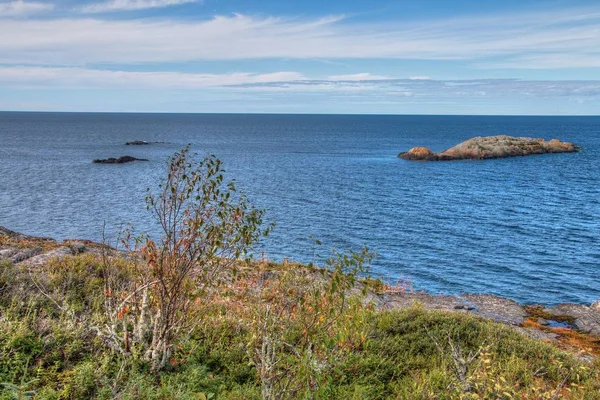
[[373, 291, 600, 334], [399, 135, 579, 161], [2, 225, 599, 358]]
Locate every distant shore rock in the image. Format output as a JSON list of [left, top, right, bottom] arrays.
[[398, 135, 579, 161], [125, 140, 151, 145], [125, 140, 167, 145], [93, 156, 148, 164]]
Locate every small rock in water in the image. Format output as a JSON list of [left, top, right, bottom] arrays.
[[93, 156, 148, 164], [125, 141, 150, 145]]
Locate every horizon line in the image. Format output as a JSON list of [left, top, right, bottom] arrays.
[[1, 110, 598, 117]]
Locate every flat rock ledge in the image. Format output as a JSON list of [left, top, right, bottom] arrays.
[[0, 226, 53, 242], [381, 293, 527, 326], [380, 292, 600, 333], [93, 156, 149, 164], [1, 227, 107, 267], [399, 135, 579, 161], [380, 292, 600, 356]]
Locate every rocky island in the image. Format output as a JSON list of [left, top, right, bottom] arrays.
[[399, 135, 579, 161]]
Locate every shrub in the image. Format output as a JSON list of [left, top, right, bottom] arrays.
[[249, 248, 375, 400], [102, 146, 271, 371]]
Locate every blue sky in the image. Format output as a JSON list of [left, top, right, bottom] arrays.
[[0, 0, 599, 114]]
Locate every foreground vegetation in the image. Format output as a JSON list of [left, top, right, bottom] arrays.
[[2, 148, 599, 399], [1, 253, 599, 399]]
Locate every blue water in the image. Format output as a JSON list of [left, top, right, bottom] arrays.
[[1, 112, 599, 305]]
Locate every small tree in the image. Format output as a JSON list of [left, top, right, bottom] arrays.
[[250, 247, 375, 399], [105, 146, 271, 371]]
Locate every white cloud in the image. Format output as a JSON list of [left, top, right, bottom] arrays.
[[1, 69, 598, 114], [0, 0, 53, 16], [2, 66, 598, 102], [476, 54, 600, 70], [409, 76, 431, 80], [233, 77, 600, 99], [0, 7, 599, 68], [80, 0, 200, 13], [0, 66, 305, 88]]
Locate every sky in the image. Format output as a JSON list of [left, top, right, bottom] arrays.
[[0, 0, 599, 115]]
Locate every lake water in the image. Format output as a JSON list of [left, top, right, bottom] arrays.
[[1, 112, 599, 305]]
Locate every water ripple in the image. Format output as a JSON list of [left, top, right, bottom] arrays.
[[1, 113, 599, 305]]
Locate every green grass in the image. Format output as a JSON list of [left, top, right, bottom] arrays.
[[0, 253, 599, 399]]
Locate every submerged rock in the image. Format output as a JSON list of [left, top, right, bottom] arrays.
[[93, 156, 148, 164], [398, 135, 579, 161]]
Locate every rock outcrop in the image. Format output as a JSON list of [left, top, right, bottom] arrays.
[[1, 227, 107, 266], [399, 135, 579, 161], [544, 304, 600, 335], [93, 156, 148, 164], [0, 226, 53, 242], [382, 293, 527, 325]]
